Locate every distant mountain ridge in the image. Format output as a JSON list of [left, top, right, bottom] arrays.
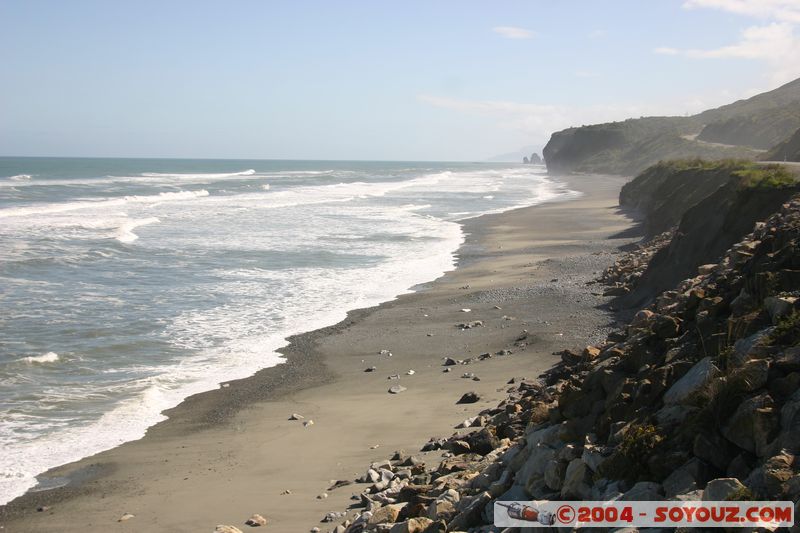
[[543, 77, 800, 175], [763, 128, 800, 162]]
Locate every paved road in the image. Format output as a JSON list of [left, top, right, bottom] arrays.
[[759, 161, 800, 176]]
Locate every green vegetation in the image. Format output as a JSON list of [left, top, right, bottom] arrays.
[[734, 164, 796, 189], [767, 310, 800, 346], [726, 485, 755, 501], [598, 424, 664, 483]]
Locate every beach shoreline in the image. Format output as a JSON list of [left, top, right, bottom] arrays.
[[0, 173, 636, 533]]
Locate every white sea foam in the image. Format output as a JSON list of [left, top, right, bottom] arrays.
[[7, 174, 32, 181], [116, 217, 160, 243], [140, 169, 255, 178], [23, 352, 59, 364], [0, 189, 209, 218], [0, 164, 580, 506]]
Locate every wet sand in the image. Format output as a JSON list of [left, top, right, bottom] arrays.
[[0, 173, 635, 532]]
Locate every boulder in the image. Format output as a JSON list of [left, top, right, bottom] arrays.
[[732, 329, 774, 366], [631, 309, 655, 329], [721, 392, 779, 456], [652, 315, 681, 339], [732, 358, 769, 392], [662, 458, 709, 498], [447, 491, 491, 531], [368, 503, 406, 525], [561, 458, 592, 499], [544, 459, 567, 491], [456, 392, 480, 404], [583, 345, 601, 360], [427, 499, 456, 522], [389, 385, 408, 394], [664, 357, 719, 405], [698, 264, 716, 275], [244, 514, 267, 527], [702, 478, 746, 501], [389, 517, 434, 533], [581, 444, 608, 472], [621, 481, 664, 501], [765, 296, 797, 324]]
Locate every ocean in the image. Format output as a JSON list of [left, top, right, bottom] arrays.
[[0, 157, 577, 504]]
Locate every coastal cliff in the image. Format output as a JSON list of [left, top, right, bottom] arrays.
[[613, 161, 799, 306], [543, 77, 800, 176]]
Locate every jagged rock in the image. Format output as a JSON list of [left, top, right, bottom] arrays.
[[652, 314, 681, 338], [244, 514, 267, 527], [442, 357, 457, 366], [456, 392, 480, 404], [447, 491, 491, 531], [662, 458, 709, 498], [765, 296, 797, 324], [721, 392, 779, 456], [702, 478, 746, 501], [368, 503, 406, 525], [655, 404, 696, 425], [733, 329, 774, 366], [215, 527, 243, 533], [389, 517, 434, 533], [427, 489, 459, 521], [583, 345, 601, 360], [664, 357, 719, 404], [698, 264, 716, 275], [449, 440, 471, 455], [561, 458, 592, 499], [631, 309, 655, 329], [544, 459, 567, 490], [732, 358, 769, 392], [581, 444, 608, 472], [621, 481, 664, 501], [674, 489, 704, 501]]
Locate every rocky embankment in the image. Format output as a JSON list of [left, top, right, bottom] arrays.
[[265, 195, 800, 533]]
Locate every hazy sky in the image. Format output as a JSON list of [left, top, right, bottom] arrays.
[[1, 0, 799, 161]]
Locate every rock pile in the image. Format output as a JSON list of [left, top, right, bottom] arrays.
[[599, 230, 672, 296], [316, 197, 800, 532]]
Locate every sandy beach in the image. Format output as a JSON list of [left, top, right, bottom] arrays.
[[0, 173, 635, 533]]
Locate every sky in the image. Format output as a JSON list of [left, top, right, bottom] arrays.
[[1, 0, 799, 161]]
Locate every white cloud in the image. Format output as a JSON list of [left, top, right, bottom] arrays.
[[683, 0, 800, 23], [659, 22, 800, 84], [492, 26, 535, 39], [659, 1, 800, 84]]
